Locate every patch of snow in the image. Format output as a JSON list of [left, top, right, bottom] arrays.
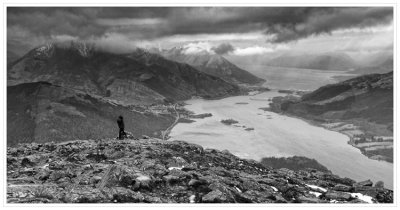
[[35, 43, 54, 57], [136, 175, 151, 181], [168, 166, 184, 170], [235, 186, 242, 193], [271, 186, 278, 192], [309, 191, 322, 197], [330, 199, 339, 203], [350, 193, 375, 204], [189, 195, 196, 203], [306, 184, 328, 192]]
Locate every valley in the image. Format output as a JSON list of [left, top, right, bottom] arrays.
[[5, 6, 395, 204], [169, 90, 393, 189], [267, 72, 393, 163]]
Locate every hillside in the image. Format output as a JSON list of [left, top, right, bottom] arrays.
[[155, 47, 265, 85], [7, 50, 21, 65], [351, 58, 393, 75], [290, 72, 393, 127], [261, 156, 331, 173], [7, 43, 240, 106], [7, 82, 175, 146], [268, 72, 393, 162], [7, 138, 392, 203], [267, 52, 357, 71]]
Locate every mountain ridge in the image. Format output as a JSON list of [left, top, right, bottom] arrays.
[[153, 46, 266, 85], [8, 43, 240, 106]]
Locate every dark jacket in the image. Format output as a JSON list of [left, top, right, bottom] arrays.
[[117, 117, 124, 129]]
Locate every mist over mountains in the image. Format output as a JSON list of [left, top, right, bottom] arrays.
[[7, 42, 265, 145], [266, 52, 358, 71], [8, 43, 244, 105], [151, 46, 265, 85]]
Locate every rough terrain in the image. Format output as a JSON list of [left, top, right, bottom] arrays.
[[7, 138, 392, 203]]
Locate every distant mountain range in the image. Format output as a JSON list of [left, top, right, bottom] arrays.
[[351, 58, 393, 75], [8, 43, 240, 106], [7, 81, 176, 146], [152, 46, 265, 85], [266, 52, 358, 71]]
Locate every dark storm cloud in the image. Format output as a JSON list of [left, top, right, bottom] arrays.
[[7, 7, 107, 38], [266, 7, 394, 42], [7, 7, 393, 52], [212, 43, 235, 55]]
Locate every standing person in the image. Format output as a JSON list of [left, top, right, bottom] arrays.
[[117, 115, 125, 140]]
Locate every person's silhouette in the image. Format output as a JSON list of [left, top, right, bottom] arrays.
[[117, 115, 126, 140]]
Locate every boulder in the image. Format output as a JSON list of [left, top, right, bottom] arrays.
[[353, 186, 378, 197], [333, 184, 353, 192], [296, 195, 325, 203], [90, 176, 102, 184], [188, 179, 207, 187], [36, 170, 51, 181], [202, 190, 229, 203], [135, 174, 153, 190], [324, 191, 352, 201], [354, 180, 373, 187], [163, 175, 180, 185]]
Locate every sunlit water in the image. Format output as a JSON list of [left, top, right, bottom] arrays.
[[243, 65, 355, 91], [169, 91, 393, 189]]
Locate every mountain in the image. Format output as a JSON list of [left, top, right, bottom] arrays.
[[7, 138, 393, 203], [7, 81, 175, 146], [272, 72, 393, 128], [351, 58, 393, 75], [7, 43, 240, 106], [7, 50, 21, 65], [154, 47, 265, 85], [267, 52, 357, 71]]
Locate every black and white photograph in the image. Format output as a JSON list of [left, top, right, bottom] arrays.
[[2, 0, 398, 207]]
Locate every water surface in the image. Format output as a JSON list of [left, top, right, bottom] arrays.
[[243, 65, 355, 91], [170, 91, 393, 189]]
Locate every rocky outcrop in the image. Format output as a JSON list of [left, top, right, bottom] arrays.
[[7, 139, 392, 203]]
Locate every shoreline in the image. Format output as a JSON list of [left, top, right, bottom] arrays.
[[169, 91, 393, 165], [262, 104, 393, 164], [166, 91, 393, 189]]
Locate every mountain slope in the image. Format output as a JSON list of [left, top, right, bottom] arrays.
[[7, 50, 21, 65], [267, 52, 357, 71], [7, 43, 240, 105], [274, 72, 393, 128], [7, 82, 175, 146], [7, 139, 393, 203], [351, 58, 393, 75], [155, 47, 265, 85]]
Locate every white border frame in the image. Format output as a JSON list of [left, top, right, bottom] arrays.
[[1, 1, 398, 209]]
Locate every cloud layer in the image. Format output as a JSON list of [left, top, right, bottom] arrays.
[[7, 7, 393, 54], [212, 43, 235, 55]]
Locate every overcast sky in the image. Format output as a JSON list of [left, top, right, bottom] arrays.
[[7, 7, 393, 61]]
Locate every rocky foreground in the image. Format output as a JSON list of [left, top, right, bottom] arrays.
[[7, 138, 393, 203]]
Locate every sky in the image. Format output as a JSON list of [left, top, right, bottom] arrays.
[[7, 7, 394, 64]]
